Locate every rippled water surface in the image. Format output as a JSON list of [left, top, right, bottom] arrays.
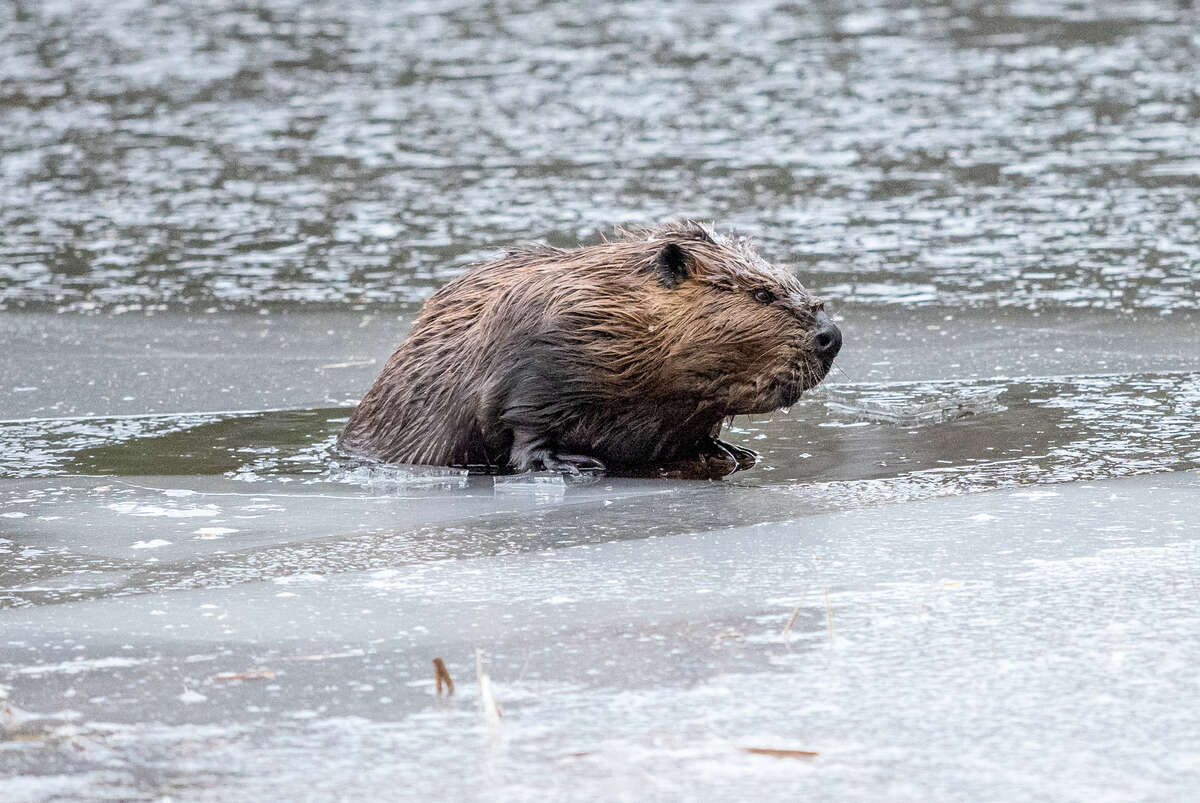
[[3, 0, 1200, 312], [2, 1, 1200, 800]]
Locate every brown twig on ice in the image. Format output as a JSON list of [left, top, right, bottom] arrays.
[[433, 657, 454, 696], [741, 747, 819, 759]]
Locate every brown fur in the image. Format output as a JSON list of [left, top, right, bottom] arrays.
[[339, 221, 840, 478]]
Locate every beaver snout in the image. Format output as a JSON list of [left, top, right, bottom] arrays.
[[813, 310, 842, 364]]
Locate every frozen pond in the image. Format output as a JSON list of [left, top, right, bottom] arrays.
[[3, 0, 1200, 800]]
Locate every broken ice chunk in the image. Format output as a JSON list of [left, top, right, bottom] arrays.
[[822, 383, 1006, 427]]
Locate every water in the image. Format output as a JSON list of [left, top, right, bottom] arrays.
[[2, 0, 1198, 314], [2, 1, 1200, 800]]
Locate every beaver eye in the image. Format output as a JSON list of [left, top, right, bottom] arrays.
[[752, 288, 776, 304]]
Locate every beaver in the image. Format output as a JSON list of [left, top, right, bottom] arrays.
[[339, 221, 842, 479]]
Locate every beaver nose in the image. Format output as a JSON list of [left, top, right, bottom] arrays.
[[813, 311, 842, 363]]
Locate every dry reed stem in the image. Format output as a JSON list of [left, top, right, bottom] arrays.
[[741, 747, 819, 759], [433, 657, 454, 696], [475, 649, 503, 736]]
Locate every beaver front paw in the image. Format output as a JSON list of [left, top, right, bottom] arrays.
[[653, 439, 758, 480], [538, 453, 607, 476]]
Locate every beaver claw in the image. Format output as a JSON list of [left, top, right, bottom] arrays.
[[705, 438, 759, 471], [653, 440, 759, 480], [540, 453, 607, 476]]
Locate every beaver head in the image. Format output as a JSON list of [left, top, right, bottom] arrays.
[[629, 221, 841, 416]]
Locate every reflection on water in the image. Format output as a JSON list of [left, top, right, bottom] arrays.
[[1, 0, 1199, 312]]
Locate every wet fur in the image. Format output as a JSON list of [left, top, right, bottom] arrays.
[[339, 221, 833, 477]]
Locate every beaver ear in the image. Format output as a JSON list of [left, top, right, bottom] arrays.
[[654, 242, 690, 288]]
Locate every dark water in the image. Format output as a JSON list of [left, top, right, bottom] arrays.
[[3, 2, 1200, 801], [3, 372, 1198, 489]]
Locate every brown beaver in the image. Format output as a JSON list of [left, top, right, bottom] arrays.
[[339, 221, 842, 479]]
